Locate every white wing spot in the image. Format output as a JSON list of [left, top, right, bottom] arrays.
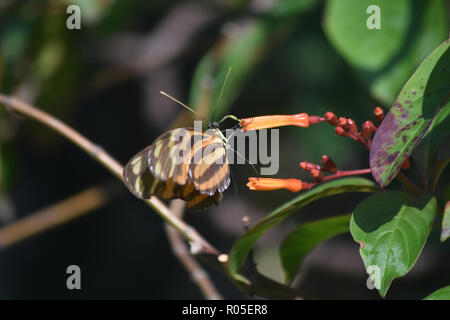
[[154, 141, 163, 157], [132, 159, 142, 174], [135, 176, 142, 193]]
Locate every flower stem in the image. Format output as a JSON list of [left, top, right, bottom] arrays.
[[307, 168, 372, 188]]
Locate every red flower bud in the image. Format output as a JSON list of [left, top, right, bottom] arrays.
[[339, 117, 349, 130], [361, 121, 377, 142], [325, 112, 338, 125], [335, 126, 347, 137], [374, 107, 384, 123], [347, 118, 358, 134], [321, 155, 338, 173], [300, 161, 321, 172], [311, 169, 323, 181]]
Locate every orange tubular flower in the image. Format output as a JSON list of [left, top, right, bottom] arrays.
[[247, 178, 304, 192], [240, 113, 309, 132]]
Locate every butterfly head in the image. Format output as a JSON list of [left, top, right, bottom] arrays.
[[208, 121, 220, 130]]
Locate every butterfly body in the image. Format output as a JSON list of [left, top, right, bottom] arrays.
[[123, 127, 230, 210]]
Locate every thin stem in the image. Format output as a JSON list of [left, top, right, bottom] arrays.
[[322, 168, 372, 182], [165, 200, 222, 300], [0, 94, 219, 255], [346, 131, 370, 150]]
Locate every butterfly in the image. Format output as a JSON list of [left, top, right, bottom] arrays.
[[123, 90, 240, 210]]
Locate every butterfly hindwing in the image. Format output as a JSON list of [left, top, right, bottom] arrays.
[[123, 145, 154, 199], [123, 127, 230, 210]]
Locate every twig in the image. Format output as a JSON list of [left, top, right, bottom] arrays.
[[0, 94, 219, 255], [0, 182, 120, 249], [165, 200, 223, 300]]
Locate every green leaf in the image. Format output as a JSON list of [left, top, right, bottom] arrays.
[[370, 38, 450, 187], [350, 191, 437, 297], [424, 286, 450, 300], [324, 0, 448, 105], [441, 201, 450, 242], [280, 215, 351, 284], [228, 177, 378, 283]]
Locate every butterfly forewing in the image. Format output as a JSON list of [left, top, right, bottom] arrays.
[[123, 127, 230, 210], [188, 141, 230, 195]]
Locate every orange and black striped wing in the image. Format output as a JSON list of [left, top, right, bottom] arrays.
[[188, 133, 230, 196], [123, 128, 228, 210], [123, 128, 190, 200]]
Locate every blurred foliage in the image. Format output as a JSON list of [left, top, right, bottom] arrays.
[[189, 0, 318, 120], [324, 0, 448, 105], [279, 214, 351, 283]]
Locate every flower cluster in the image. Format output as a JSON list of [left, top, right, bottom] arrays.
[[323, 110, 379, 149], [240, 107, 407, 192]]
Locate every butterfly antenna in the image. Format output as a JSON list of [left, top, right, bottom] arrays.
[[160, 91, 209, 122], [219, 114, 241, 124], [227, 145, 259, 177], [211, 66, 232, 122]]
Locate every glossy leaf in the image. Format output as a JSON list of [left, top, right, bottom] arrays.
[[324, 0, 448, 105], [424, 286, 450, 300], [280, 215, 351, 284], [350, 191, 437, 297], [441, 201, 450, 242], [370, 39, 450, 187], [228, 177, 378, 283]]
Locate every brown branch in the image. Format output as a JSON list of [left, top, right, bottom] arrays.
[[165, 200, 222, 300], [0, 182, 120, 249], [0, 94, 219, 255]]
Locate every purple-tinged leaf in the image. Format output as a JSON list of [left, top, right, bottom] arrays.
[[370, 39, 450, 187]]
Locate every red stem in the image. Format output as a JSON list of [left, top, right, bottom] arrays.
[[322, 168, 372, 181], [306, 168, 372, 188]]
